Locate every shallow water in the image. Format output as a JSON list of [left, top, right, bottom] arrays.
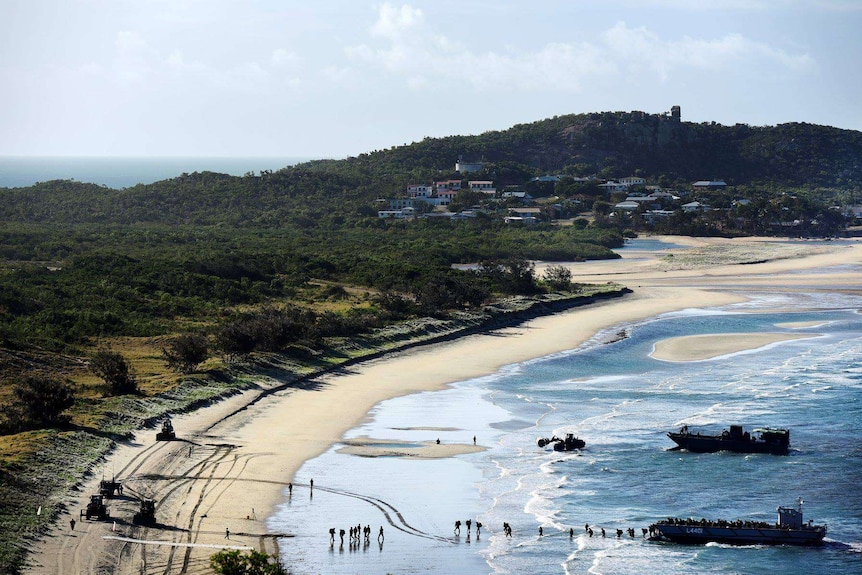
[[270, 293, 862, 574]]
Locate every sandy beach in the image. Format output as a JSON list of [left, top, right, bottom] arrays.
[[26, 236, 862, 575]]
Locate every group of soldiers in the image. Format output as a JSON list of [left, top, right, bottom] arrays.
[[325, 518, 651, 545], [329, 524, 384, 546], [453, 518, 483, 536], [553, 523, 649, 539]]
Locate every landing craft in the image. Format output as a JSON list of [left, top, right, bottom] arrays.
[[650, 498, 826, 546], [667, 425, 789, 455]]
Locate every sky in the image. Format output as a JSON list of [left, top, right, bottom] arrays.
[[1, 0, 860, 158]]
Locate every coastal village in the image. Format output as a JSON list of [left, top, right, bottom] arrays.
[[378, 160, 732, 226], [377, 158, 861, 235], [378, 160, 862, 237]]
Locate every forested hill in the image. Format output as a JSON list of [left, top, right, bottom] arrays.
[[358, 111, 862, 188], [1, 110, 860, 227]]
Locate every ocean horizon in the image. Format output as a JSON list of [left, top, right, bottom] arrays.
[[0, 156, 323, 189]]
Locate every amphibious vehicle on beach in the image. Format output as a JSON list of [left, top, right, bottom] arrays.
[[537, 433, 586, 451], [156, 418, 176, 441], [666, 425, 789, 455], [649, 499, 826, 546]]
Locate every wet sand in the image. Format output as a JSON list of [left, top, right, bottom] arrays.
[[26, 236, 862, 575]]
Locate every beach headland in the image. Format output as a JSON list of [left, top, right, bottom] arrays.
[[25, 236, 862, 574]]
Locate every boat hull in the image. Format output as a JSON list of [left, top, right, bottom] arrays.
[[667, 433, 788, 455], [651, 524, 825, 546]]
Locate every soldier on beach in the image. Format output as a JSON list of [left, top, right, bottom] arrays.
[[70, 518, 76, 531]]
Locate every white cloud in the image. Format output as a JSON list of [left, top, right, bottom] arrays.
[[603, 22, 815, 81], [346, 4, 816, 92], [370, 3, 425, 39], [271, 48, 299, 68]]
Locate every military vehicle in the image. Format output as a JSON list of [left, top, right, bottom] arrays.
[[133, 499, 156, 525], [156, 418, 176, 441], [81, 494, 109, 520], [99, 478, 123, 498]]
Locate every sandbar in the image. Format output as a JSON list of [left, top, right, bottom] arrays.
[[336, 436, 485, 459], [650, 332, 817, 362], [775, 320, 831, 329]]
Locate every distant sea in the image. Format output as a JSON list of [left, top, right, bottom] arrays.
[[0, 156, 320, 189]]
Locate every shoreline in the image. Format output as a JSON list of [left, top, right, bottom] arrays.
[[26, 236, 862, 574]]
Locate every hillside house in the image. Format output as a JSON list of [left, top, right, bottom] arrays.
[[643, 210, 676, 224], [682, 201, 710, 212], [505, 207, 541, 224], [614, 201, 640, 212], [378, 207, 416, 219], [599, 181, 628, 192], [619, 176, 646, 187], [407, 184, 434, 198], [436, 189, 458, 205], [692, 180, 727, 191], [456, 158, 484, 173], [502, 190, 531, 200], [435, 179, 462, 192], [387, 198, 416, 210], [469, 180, 497, 194]]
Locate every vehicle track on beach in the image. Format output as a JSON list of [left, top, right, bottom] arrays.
[[313, 485, 453, 543], [134, 472, 453, 545]]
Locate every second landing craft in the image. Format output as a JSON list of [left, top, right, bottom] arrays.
[[667, 425, 790, 455]]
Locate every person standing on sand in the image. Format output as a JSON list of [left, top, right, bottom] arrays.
[[378, 526, 384, 543], [288, 482, 292, 495], [225, 527, 230, 539], [70, 518, 75, 531]]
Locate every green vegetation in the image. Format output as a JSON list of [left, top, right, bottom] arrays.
[[2, 376, 77, 433], [90, 350, 138, 394], [210, 549, 287, 574]]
